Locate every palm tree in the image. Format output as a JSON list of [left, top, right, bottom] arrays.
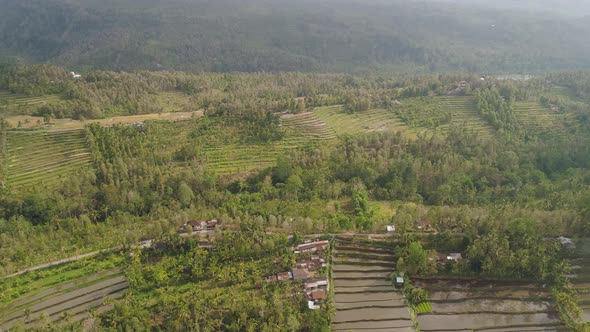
[[61, 310, 72, 325], [24, 308, 32, 324]]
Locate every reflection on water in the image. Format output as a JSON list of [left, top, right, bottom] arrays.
[[416, 279, 562, 330]]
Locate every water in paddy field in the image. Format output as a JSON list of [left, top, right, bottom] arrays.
[[414, 279, 565, 330], [494, 74, 535, 81]]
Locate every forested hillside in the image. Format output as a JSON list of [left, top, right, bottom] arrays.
[[1, 0, 590, 72]]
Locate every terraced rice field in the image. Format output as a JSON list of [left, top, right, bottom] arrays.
[[204, 112, 336, 174], [435, 96, 495, 138], [157, 92, 197, 112], [0, 269, 129, 330], [314, 106, 417, 138], [414, 279, 567, 331], [5, 129, 92, 189], [513, 102, 573, 139], [0, 91, 61, 116], [331, 238, 414, 332], [569, 238, 590, 323]]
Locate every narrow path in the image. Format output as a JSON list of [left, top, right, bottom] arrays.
[[1, 230, 215, 280]]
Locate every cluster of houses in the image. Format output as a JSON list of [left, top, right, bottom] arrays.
[[182, 219, 221, 232], [266, 240, 330, 310]]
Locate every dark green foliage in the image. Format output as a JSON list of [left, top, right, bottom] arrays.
[[475, 88, 519, 131]]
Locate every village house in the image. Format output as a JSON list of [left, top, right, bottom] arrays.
[[182, 219, 221, 233], [558, 236, 576, 249], [294, 240, 329, 254], [206, 219, 219, 230], [185, 220, 207, 232], [304, 278, 329, 293], [265, 275, 278, 282], [435, 252, 463, 264], [276, 271, 293, 281], [416, 220, 433, 231], [307, 289, 327, 308], [446, 253, 463, 261], [292, 268, 310, 281], [296, 256, 326, 271]]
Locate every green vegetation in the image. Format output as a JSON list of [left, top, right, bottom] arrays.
[[2, 64, 590, 329]]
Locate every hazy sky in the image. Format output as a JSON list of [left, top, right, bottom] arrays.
[[437, 0, 590, 18]]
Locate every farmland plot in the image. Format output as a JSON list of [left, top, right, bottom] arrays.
[[331, 238, 414, 332], [0, 269, 128, 330], [0, 91, 61, 116], [395, 96, 494, 138], [5, 129, 93, 189], [314, 106, 417, 139], [204, 112, 335, 174], [512, 101, 574, 139], [414, 279, 567, 331]]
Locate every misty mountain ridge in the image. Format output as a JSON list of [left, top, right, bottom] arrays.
[[0, 0, 589, 73]]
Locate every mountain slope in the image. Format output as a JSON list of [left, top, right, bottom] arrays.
[[1, 0, 590, 72]]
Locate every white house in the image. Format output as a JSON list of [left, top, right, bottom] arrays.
[[70, 71, 82, 79]]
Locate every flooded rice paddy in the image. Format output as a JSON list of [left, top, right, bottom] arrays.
[[331, 238, 414, 332], [415, 278, 566, 331]]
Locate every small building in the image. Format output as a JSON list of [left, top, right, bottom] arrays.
[[186, 220, 207, 232], [307, 300, 318, 310], [296, 256, 326, 271], [416, 220, 432, 231], [206, 219, 220, 229], [386, 225, 396, 233], [304, 279, 329, 292], [294, 240, 329, 254], [292, 268, 310, 281], [309, 290, 326, 302], [447, 253, 463, 261], [395, 276, 405, 286], [70, 71, 82, 79], [558, 236, 576, 249], [277, 271, 293, 281]]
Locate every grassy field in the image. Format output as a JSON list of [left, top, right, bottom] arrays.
[[6, 129, 93, 189], [0, 253, 127, 330], [0, 91, 61, 116]]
